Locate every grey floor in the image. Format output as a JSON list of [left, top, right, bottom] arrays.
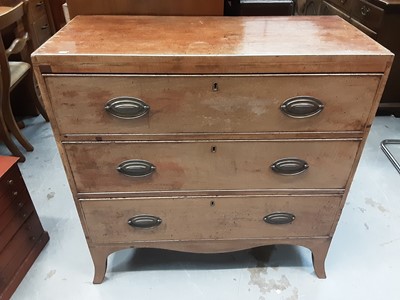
[[1, 116, 400, 300]]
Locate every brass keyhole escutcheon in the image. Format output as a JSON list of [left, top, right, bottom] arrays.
[[212, 82, 219, 92]]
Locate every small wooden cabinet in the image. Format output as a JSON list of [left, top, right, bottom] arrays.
[[0, 156, 49, 299], [0, 0, 54, 49], [32, 16, 392, 284], [27, 0, 53, 49]]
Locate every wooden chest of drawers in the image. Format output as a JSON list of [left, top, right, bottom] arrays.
[[0, 156, 49, 299], [32, 15, 393, 284]]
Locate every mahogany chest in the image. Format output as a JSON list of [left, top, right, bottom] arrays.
[[31, 15, 393, 283], [0, 156, 49, 298]]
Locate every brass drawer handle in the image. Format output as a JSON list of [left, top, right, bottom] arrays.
[[105, 97, 150, 119], [128, 215, 162, 228], [36, 1, 44, 7], [280, 96, 324, 118], [264, 212, 295, 225], [117, 160, 156, 177], [361, 5, 371, 16], [271, 158, 309, 175], [41, 24, 49, 30]]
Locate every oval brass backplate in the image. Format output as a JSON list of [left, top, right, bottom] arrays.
[[117, 160, 156, 177], [271, 158, 309, 175], [105, 96, 150, 119], [280, 96, 324, 118], [263, 212, 295, 225], [128, 215, 162, 228]]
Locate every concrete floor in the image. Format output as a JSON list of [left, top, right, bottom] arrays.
[[1, 116, 400, 300]]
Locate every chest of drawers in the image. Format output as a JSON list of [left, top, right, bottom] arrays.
[[32, 15, 393, 284], [0, 156, 49, 299]]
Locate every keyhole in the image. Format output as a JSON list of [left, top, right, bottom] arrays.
[[212, 82, 219, 92], [211, 146, 217, 153], [210, 201, 215, 207]]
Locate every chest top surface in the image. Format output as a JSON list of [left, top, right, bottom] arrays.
[[0, 156, 18, 178], [31, 15, 393, 73]]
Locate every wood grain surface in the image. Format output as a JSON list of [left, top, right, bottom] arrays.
[[64, 139, 360, 193], [31, 15, 393, 74], [45, 74, 380, 135], [81, 195, 341, 243]]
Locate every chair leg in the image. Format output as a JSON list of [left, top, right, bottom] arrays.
[[0, 118, 25, 162], [3, 93, 33, 152]]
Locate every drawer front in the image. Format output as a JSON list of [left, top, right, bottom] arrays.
[[350, 18, 377, 39], [320, 1, 351, 20], [32, 14, 52, 47], [29, 0, 47, 21], [0, 168, 27, 216], [325, 0, 353, 14], [351, 0, 383, 32], [0, 200, 34, 253], [65, 140, 360, 193], [45, 74, 380, 135], [0, 213, 43, 292], [81, 195, 341, 243]]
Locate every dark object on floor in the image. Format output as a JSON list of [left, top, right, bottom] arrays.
[[0, 156, 49, 299]]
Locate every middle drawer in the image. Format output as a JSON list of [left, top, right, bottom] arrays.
[[65, 139, 360, 194]]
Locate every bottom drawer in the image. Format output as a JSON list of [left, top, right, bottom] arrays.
[[0, 213, 44, 291], [81, 195, 341, 244]]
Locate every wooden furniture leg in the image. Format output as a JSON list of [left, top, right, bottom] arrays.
[[0, 117, 25, 161], [3, 97, 33, 152], [308, 239, 331, 279], [89, 246, 111, 284]]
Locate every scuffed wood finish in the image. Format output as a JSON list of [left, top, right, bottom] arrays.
[[31, 16, 394, 283], [64, 140, 360, 193], [81, 195, 341, 244], [45, 74, 380, 136], [31, 15, 392, 74], [88, 237, 331, 283]]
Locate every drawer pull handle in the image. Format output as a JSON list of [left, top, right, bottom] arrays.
[[117, 160, 156, 177], [271, 158, 309, 175], [361, 5, 370, 16], [264, 212, 295, 225], [340, 0, 347, 4], [128, 215, 162, 228], [41, 24, 49, 30], [36, 1, 44, 7], [105, 97, 150, 119], [280, 96, 324, 118]]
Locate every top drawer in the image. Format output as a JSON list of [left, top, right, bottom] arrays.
[[44, 74, 380, 136], [29, 0, 47, 21], [326, 0, 353, 14]]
